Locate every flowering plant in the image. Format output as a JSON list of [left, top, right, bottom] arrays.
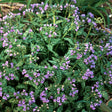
[[0, 1, 112, 112]]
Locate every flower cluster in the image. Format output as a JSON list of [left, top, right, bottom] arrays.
[[59, 56, 71, 70], [82, 69, 94, 80], [14, 89, 35, 111], [90, 82, 103, 110], [0, 1, 112, 112], [40, 90, 49, 103], [44, 70, 54, 79], [104, 65, 112, 84], [39, 23, 58, 38], [67, 77, 79, 97], [53, 94, 67, 106], [83, 43, 95, 55], [1, 12, 21, 21], [84, 54, 97, 69], [2, 93, 10, 101], [70, 49, 76, 56], [23, 69, 45, 85]]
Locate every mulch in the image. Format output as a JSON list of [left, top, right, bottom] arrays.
[[0, 3, 26, 17]]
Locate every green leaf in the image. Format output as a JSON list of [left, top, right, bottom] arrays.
[[16, 84, 26, 89], [55, 20, 63, 24], [99, 7, 110, 28], [24, 81, 38, 89], [77, 100, 89, 103], [15, 75, 19, 81], [108, 100, 112, 108], [76, 60, 87, 70], [64, 38, 74, 45], [27, 0, 31, 9], [45, 0, 49, 5], [63, 25, 69, 34], [16, 60, 23, 67], [81, 81, 85, 90], [47, 44, 58, 57], [77, 28, 84, 36], [23, 28, 30, 37], [56, 70, 62, 84], [47, 103, 54, 112], [60, 0, 65, 5], [9, 98, 18, 104], [48, 60, 57, 65], [102, 91, 109, 100], [82, 109, 87, 112], [51, 38, 61, 45]]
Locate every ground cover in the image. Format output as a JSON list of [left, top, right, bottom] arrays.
[[0, 1, 112, 112]]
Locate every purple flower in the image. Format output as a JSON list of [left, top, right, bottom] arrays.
[[44, 4, 48, 10], [39, 27, 42, 31], [3, 96, 7, 100], [0, 82, 2, 85], [48, 34, 52, 38], [53, 99, 56, 102], [57, 97, 61, 103], [29, 77, 33, 80], [45, 32, 48, 35], [87, 18, 91, 23], [29, 29, 32, 33], [16, 67, 19, 70], [82, 76, 88, 80], [88, 12, 94, 18], [10, 62, 14, 68], [44, 74, 49, 79], [60, 66, 65, 70], [99, 100, 102, 104], [44, 66, 47, 68], [72, 0, 77, 3], [0, 87, 2, 90], [90, 104, 96, 110], [76, 53, 82, 59], [40, 91, 46, 96], [22, 69, 27, 75], [81, 14, 85, 17], [24, 74, 29, 77], [23, 37, 26, 40], [90, 65, 95, 68], [9, 45, 12, 48], [72, 79, 75, 82], [53, 65, 57, 69], [66, 61, 70, 64], [6, 94, 9, 97], [0, 91, 2, 97]]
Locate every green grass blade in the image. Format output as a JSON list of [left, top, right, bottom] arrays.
[[60, 0, 64, 5], [27, 0, 32, 9], [99, 7, 110, 28]]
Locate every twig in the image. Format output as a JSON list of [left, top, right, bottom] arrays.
[[100, 23, 112, 34]]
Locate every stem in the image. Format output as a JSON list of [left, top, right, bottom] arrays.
[[74, 31, 78, 43], [53, 12, 55, 25], [71, 62, 77, 70], [46, 13, 48, 24], [84, 25, 93, 42], [62, 22, 73, 39]]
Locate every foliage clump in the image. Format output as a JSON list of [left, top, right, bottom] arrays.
[[0, 1, 112, 112]]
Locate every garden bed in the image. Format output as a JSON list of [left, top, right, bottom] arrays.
[[0, 1, 112, 112]]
